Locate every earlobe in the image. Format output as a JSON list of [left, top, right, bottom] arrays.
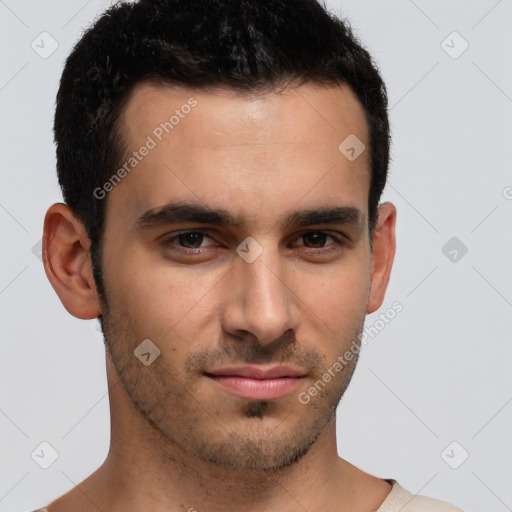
[[42, 203, 101, 319], [366, 202, 397, 314]]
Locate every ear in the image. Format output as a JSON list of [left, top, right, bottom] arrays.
[[366, 202, 397, 314], [42, 203, 101, 319]]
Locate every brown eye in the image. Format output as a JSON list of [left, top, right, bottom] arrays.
[[301, 232, 329, 248], [294, 231, 342, 249], [291, 231, 348, 257], [163, 230, 217, 254], [177, 232, 205, 248]]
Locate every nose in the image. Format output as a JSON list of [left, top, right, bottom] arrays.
[[221, 242, 300, 346]]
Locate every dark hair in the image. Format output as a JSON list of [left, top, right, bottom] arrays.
[[54, 0, 391, 301]]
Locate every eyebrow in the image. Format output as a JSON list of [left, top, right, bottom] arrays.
[[134, 201, 363, 231]]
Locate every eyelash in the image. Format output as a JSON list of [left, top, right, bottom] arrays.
[[162, 230, 347, 256]]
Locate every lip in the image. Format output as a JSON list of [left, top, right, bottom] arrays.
[[205, 365, 306, 401], [206, 365, 306, 379]]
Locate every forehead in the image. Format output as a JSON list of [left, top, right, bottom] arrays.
[[120, 80, 369, 150], [108, 80, 371, 231]]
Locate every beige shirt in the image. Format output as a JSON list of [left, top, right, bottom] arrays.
[[376, 480, 465, 511], [31, 480, 466, 511]]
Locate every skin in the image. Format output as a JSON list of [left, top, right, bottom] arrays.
[[42, 81, 397, 511]]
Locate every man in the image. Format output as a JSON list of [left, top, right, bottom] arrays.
[[36, 0, 466, 510]]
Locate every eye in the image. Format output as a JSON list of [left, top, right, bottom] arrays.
[[164, 230, 217, 253], [292, 231, 347, 253]]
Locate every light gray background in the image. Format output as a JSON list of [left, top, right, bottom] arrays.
[[1, 1, 511, 510]]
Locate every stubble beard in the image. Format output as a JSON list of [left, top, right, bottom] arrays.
[[99, 294, 362, 474]]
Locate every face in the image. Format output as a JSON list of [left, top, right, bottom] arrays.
[[98, 81, 375, 471]]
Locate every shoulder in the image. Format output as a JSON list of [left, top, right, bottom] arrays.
[[377, 480, 466, 512], [401, 495, 466, 512]]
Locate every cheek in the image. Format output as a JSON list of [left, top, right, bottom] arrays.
[[297, 255, 370, 337], [107, 249, 225, 343]]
